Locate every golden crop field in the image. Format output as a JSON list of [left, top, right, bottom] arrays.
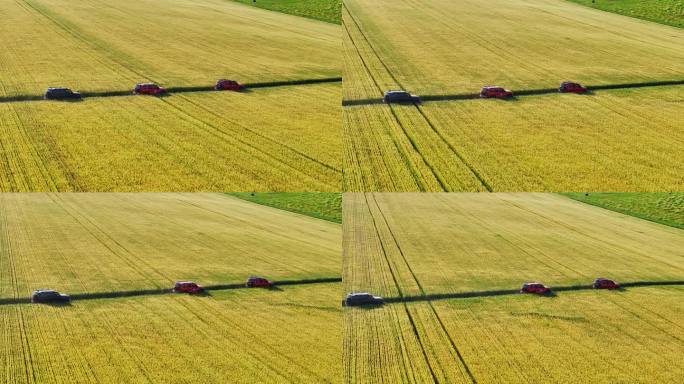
[[1, 283, 342, 383], [346, 287, 684, 383], [0, 193, 341, 299], [345, 87, 684, 191], [342, 0, 684, 192], [0, 83, 341, 191], [343, 193, 684, 382], [343, 0, 684, 100], [1, 0, 340, 97], [343, 193, 684, 296]]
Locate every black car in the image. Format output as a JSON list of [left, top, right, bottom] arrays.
[[383, 90, 420, 104], [44, 88, 82, 100], [342, 292, 384, 307], [31, 290, 70, 303]]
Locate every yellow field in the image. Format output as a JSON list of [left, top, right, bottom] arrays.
[[0, 84, 341, 191], [345, 87, 684, 191], [342, 0, 684, 191], [1, 0, 340, 96], [343, 193, 684, 382], [343, 193, 684, 296], [346, 287, 684, 383], [1, 283, 341, 383], [343, 0, 684, 100], [0, 193, 341, 299]]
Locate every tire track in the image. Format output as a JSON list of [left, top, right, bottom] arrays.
[[359, 193, 438, 383], [369, 194, 477, 384], [344, 3, 490, 192], [343, 8, 434, 191]]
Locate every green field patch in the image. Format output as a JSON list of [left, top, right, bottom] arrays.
[[568, 0, 684, 29], [231, 0, 341, 24], [563, 192, 684, 229], [228, 192, 342, 223]]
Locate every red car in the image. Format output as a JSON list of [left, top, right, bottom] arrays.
[[521, 282, 551, 295], [172, 281, 204, 294], [215, 79, 244, 91], [593, 278, 619, 289], [559, 81, 587, 93], [480, 86, 513, 99], [134, 83, 166, 95], [246, 276, 273, 288]]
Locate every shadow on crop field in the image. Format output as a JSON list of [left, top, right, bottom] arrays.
[[341, 79, 684, 107], [0, 277, 341, 306], [0, 77, 342, 104], [377, 280, 684, 306]]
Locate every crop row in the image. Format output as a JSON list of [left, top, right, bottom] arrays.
[[0, 193, 341, 299], [0, 0, 340, 97], [1, 284, 342, 383], [0, 84, 341, 191]]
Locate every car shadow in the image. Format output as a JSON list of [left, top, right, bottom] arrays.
[[41, 301, 73, 307], [268, 286, 284, 292], [349, 303, 385, 310]]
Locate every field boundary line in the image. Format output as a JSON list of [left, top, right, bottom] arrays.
[[0, 277, 342, 306], [382, 280, 684, 304], [342, 80, 684, 106], [0, 77, 342, 104]]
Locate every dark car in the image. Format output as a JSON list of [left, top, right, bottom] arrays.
[[342, 292, 384, 307], [593, 278, 619, 289], [246, 276, 273, 288], [44, 88, 81, 100], [133, 83, 166, 95], [383, 90, 420, 103], [172, 281, 204, 294], [480, 86, 513, 99], [31, 290, 70, 303], [559, 81, 587, 93], [520, 282, 550, 295], [215, 79, 244, 91]]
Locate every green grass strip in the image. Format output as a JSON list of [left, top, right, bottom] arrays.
[[567, 0, 684, 29], [228, 192, 341, 223], [229, 0, 341, 24], [562, 192, 684, 229]]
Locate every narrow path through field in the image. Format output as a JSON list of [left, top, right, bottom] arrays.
[[381, 280, 684, 304], [0, 277, 342, 306], [0, 77, 342, 104], [342, 80, 684, 106]]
